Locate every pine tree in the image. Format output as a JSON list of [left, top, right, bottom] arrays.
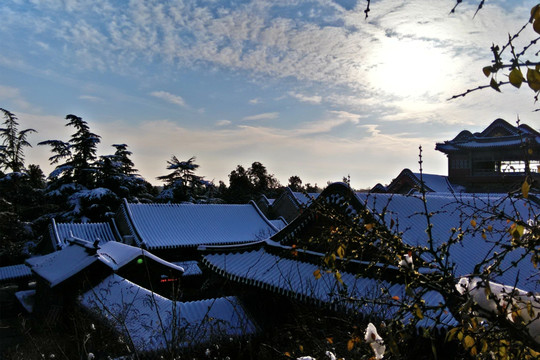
[[0, 108, 36, 173]]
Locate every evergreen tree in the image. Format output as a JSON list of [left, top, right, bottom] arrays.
[[0, 108, 36, 173], [157, 155, 212, 202], [96, 144, 154, 203], [38, 115, 118, 222]]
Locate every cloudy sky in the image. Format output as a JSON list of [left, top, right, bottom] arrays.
[[1, 0, 539, 189]]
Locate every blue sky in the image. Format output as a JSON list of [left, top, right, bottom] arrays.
[[1, 0, 539, 189]]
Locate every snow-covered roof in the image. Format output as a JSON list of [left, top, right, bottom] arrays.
[[355, 192, 540, 291], [25, 238, 183, 287], [270, 217, 288, 230], [50, 218, 120, 249], [119, 200, 279, 250], [383, 169, 457, 194], [202, 247, 456, 330], [435, 119, 540, 153], [292, 191, 320, 206], [79, 274, 257, 352], [171, 261, 203, 277], [0, 264, 33, 283]]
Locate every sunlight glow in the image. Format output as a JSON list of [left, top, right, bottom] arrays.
[[368, 38, 452, 98]]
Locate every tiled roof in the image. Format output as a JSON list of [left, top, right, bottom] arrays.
[[171, 260, 203, 276], [292, 191, 320, 206], [384, 169, 457, 193], [355, 192, 540, 291], [26, 238, 183, 287], [270, 217, 288, 230], [121, 200, 279, 250], [26, 243, 100, 287], [435, 119, 540, 153], [202, 248, 457, 329], [79, 274, 257, 352], [50, 219, 120, 249], [0, 264, 32, 283]]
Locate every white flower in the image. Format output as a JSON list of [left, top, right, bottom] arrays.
[[87, 353, 95, 360], [365, 323, 386, 359], [297, 357, 316, 360], [326, 351, 336, 360]]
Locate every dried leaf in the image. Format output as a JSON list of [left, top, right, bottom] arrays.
[[347, 339, 355, 351], [313, 269, 322, 279], [463, 335, 475, 350], [482, 66, 492, 77], [470, 219, 477, 228], [522, 179, 530, 199]]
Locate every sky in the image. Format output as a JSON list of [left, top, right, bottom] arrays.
[[1, 0, 539, 190]]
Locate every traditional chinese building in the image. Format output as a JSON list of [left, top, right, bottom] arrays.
[[435, 119, 540, 192]]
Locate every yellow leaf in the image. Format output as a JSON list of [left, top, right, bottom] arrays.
[[534, 18, 540, 35], [509, 67, 524, 88], [337, 245, 345, 259], [482, 232, 487, 240], [335, 270, 343, 284], [487, 225, 493, 232], [482, 66, 492, 77], [445, 327, 460, 342], [347, 339, 355, 351], [527, 68, 540, 91], [326, 337, 334, 344], [392, 295, 400, 301], [284, 352, 291, 357], [470, 219, 477, 228], [490, 78, 501, 92], [365, 223, 374, 231], [463, 335, 475, 350], [299, 345, 304, 352], [414, 305, 424, 319], [531, 4, 540, 22], [522, 179, 530, 198], [481, 340, 488, 353], [313, 269, 322, 279]]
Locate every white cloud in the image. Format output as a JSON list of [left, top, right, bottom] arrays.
[[249, 98, 261, 104], [150, 91, 187, 108], [289, 92, 322, 104], [216, 119, 232, 126], [0, 85, 34, 111], [242, 112, 279, 121], [79, 95, 103, 102]]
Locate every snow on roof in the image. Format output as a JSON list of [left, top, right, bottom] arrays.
[[292, 191, 320, 206], [202, 248, 456, 330], [50, 219, 120, 249], [411, 173, 456, 193], [0, 264, 33, 283], [355, 192, 540, 291], [26, 238, 183, 287], [122, 201, 279, 250], [171, 261, 202, 277], [25, 243, 100, 287], [270, 217, 288, 230], [79, 274, 257, 352]]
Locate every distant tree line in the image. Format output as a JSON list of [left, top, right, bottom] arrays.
[[0, 108, 321, 265]]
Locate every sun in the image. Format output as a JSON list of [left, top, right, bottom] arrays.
[[367, 37, 453, 99]]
